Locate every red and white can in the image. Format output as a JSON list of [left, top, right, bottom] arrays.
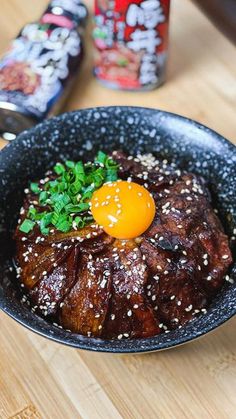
[[93, 0, 170, 90]]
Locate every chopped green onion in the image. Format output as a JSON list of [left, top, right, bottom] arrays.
[[20, 151, 119, 235], [19, 219, 35, 233], [56, 215, 72, 233], [65, 160, 75, 169], [54, 163, 65, 175], [39, 213, 53, 235], [39, 191, 48, 204], [95, 151, 107, 165], [30, 182, 41, 194]]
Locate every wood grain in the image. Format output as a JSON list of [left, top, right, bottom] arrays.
[[0, 0, 236, 418]]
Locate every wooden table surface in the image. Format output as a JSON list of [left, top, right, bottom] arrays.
[[0, 1, 236, 418]]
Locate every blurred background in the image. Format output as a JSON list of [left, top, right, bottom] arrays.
[[0, 0, 236, 146]]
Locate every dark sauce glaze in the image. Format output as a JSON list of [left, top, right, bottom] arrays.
[[14, 151, 233, 339]]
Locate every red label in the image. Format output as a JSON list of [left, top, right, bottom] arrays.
[[93, 0, 170, 89]]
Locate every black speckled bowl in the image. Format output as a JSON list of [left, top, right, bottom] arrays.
[[0, 107, 235, 353]]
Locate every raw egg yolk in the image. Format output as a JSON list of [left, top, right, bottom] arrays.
[[90, 181, 155, 239]]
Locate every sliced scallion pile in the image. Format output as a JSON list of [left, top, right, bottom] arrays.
[[19, 151, 119, 235]]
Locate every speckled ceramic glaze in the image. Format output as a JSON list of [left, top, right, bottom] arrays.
[[0, 107, 235, 353]]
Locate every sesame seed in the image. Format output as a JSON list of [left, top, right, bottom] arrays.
[[225, 275, 234, 284], [193, 309, 200, 314], [118, 334, 123, 340], [127, 310, 132, 317], [222, 255, 229, 260], [100, 278, 107, 288]]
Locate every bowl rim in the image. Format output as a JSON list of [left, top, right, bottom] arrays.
[[0, 106, 235, 353], [1, 105, 236, 157], [2, 300, 236, 353]]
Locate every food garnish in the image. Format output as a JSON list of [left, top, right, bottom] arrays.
[[19, 151, 119, 235]]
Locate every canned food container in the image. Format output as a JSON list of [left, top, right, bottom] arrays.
[[93, 0, 170, 91]]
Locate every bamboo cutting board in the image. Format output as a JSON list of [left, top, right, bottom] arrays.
[[0, 1, 236, 418]]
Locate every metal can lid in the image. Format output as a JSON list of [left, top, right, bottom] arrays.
[[0, 102, 37, 140]]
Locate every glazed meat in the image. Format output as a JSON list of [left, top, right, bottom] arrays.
[[14, 152, 232, 339]]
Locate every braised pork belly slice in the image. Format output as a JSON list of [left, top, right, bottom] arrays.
[[30, 247, 78, 316], [103, 240, 160, 339], [60, 255, 112, 336]]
